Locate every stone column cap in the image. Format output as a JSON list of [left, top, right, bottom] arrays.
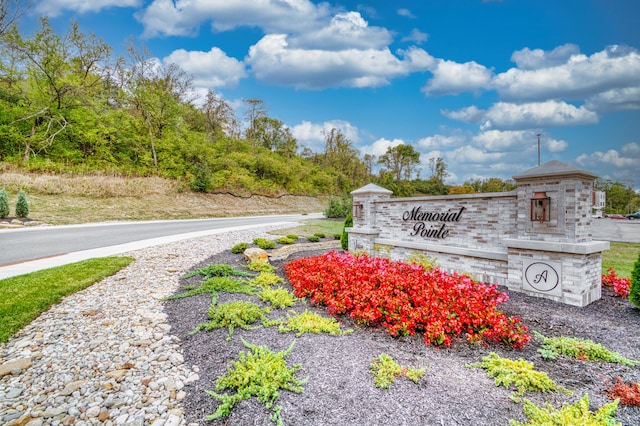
[[512, 160, 598, 182], [350, 183, 393, 196]]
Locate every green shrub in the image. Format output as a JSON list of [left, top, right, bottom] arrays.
[[182, 263, 253, 280], [535, 332, 639, 365], [340, 213, 352, 250], [307, 235, 320, 242], [258, 287, 298, 309], [247, 260, 275, 273], [324, 196, 351, 218], [253, 238, 276, 249], [509, 394, 619, 426], [249, 271, 284, 287], [467, 352, 569, 402], [275, 309, 352, 337], [231, 242, 250, 254], [190, 164, 211, 193], [15, 189, 29, 218], [191, 300, 269, 340], [286, 234, 299, 240], [629, 251, 640, 308], [204, 338, 305, 423], [277, 237, 295, 245], [370, 353, 425, 390], [0, 189, 9, 218], [313, 232, 325, 238]]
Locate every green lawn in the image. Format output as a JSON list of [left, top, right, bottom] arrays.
[[602, 242, 640, 278], [0, 257, 134, 343]]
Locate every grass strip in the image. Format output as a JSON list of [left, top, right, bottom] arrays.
[[0, 256, 134, 343]]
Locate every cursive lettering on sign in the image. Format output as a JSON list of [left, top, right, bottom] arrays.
[[401, 206, 465, 239]]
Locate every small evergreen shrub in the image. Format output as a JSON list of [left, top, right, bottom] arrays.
[[277, 237, 295, 245], [253, 238, 276, 249], [15, 189, 29, 218], [0, 189, 9, 218], [629, 252, 640, 308], [247, 260, 276, 273], [509, 394, 619, 426], [165, 276, 257, 303], [249, 271, 284, 287], [231, 242, 250, 254], [182, 263, 253, 280], [205, 338, 305, 423], [286, 234, 299, 240], [467, 352, 569, 402], [191, 300, 269, 340], [324, 196, 351, 218], [275, 309, 352, 337], [313, 232, 325, 238], [370, 353, 425, 389], [535, 332, 639, 365], [340, 213, 352, 250], [190, 164, 211, 193], [307, 235, 320, 242], [258, 287, 298, 309]]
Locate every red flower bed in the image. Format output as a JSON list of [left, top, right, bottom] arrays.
[[601, 268, 631, 298], [284, 251, 530, 348]]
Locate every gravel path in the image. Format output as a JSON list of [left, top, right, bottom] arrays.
[[0, 226, 287, 426]]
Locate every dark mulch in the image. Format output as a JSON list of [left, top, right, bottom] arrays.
[[164, 243, 640, 426]]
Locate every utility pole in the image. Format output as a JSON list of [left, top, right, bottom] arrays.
[[537, 133, 541, 166]]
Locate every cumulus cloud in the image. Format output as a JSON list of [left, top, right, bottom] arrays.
[[576, 142, 640, 183], [481, 100, 598, 130], [162, 48, 246, 88], [510, 43, 580, 70], [36, 0, 141, 16], [417, 134, 465, 150], [492, 45, 640, 101], [471, 129, 568, 154], [136, 0, 329, 38], [246, 35, 433, 89], [441, 105, 485, 123], [585, 87, 640, 112], [422, 59, 493, 96], [291, 120, 360, 152], [290, 11, 392, 50], [361, 138, 405, 157]]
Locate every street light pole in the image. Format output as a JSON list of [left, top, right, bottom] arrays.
[[537, 133, 541, 166]]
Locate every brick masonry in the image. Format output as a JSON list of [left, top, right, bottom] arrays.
[[347, 161, 609, 307]]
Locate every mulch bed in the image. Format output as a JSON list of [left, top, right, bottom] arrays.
[[164, 242, 640, 426]]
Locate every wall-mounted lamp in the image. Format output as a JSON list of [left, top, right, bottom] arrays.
[[353, 201, 363, 219], [531, 191, 550, 222]]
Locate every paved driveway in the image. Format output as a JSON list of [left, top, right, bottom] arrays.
[[591, 218, 640, 243]]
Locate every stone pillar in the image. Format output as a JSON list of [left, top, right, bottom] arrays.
[[505, 160, 609, 307], [347, 184, 393, 252]]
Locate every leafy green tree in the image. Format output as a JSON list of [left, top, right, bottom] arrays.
[[0, 188, 9, 217], [629, 252, 640, 308], [0, 0, 31, 39], [201, 89, 234, 143], [377, 144, 420, 184], [254, 116, 298, 158], [15, 189, 28, 217]]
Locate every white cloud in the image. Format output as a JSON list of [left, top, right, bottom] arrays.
[[136, 0, 330, 38], [397, 8, 415, 19], [576, 142, 640, 184], [290, 12, 392, 50], [36, 0, 141, 16], [422, 59, 493, 96], [291, 120, 360, 152], [162, 48, 246, 88], [361, 138, 404, 157], [401, 28, 428, 44], [510, 44, 580, 70], [471, 129, 568, 154], [446, 145, 506, 163], [246, 35, 433, 89], [585, 87, 640, 112], [416, 134, 465, 150], [492, 45, 640, 101], [441, 105, 485, 123], [481, 101, 598, 130]]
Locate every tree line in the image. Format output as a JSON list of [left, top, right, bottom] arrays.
[[1, 3, 636, 210]]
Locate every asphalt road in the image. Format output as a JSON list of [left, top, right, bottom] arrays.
[[590, 217, 640, 243], [0, 214, 321, 279]]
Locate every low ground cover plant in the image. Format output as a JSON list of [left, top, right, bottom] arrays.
[[273, 309, 352, 337], [253, 237, 276, 249], [182, 263, 253, 280], [370, 353, 424, 389], [509, 395, 619, 426], [258, 287, 299, 309], [535, 332, 639, 366], [165, 276, 257, 304], [191, 300, 270, 340], [606, 378, 640, 407], [205, 338, 306, 425], [284, 251, 530, 348], [468, 352, 569, 402]]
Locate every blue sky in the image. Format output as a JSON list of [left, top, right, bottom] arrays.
[[21, 0, 640, 189]]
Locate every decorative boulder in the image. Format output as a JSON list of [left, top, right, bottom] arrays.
[[243, 247, 270, 263]]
